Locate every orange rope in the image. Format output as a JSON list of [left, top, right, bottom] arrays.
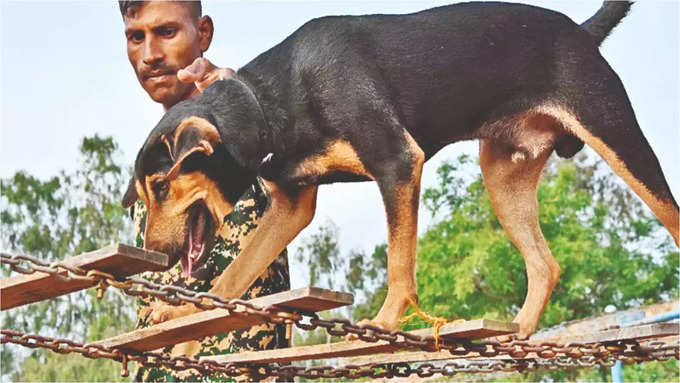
[[399, 298, 463, 350]]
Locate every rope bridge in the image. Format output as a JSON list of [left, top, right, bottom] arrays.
[[1, 245, 678, 380]]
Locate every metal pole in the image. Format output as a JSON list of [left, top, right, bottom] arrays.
[[612, 360, 623, 383]]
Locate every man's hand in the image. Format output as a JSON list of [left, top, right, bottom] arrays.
[[178, 57, 235, 93], [146, 301, 201, 325]]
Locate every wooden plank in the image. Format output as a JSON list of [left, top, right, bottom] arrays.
[[96, 287, 353, 352], [341, 350, 452, 367], [202, 319, 517, 364], [1, 244, 169, 310], [532, 300, 679, 342], [340, 323, 680, 367], [554, 323, 679, 344]]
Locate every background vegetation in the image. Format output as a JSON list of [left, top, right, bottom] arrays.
[[1, 136, 135, 381]]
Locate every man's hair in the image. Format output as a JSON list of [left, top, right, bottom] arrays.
[[119, 1, 202, 19]]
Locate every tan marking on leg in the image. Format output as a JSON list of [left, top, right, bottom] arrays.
[[208, 183, 318, 299], [535, 103, 679, 245], [295, 140, 373, 179], [480, 140, 557, 338], [371, 131, 424, 330]]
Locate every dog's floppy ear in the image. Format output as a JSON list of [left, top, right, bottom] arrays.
[[122, 175, 139, 209], [166, 116, 221, 179]]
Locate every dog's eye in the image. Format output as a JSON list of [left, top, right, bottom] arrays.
[[152, 179, 170, 201]]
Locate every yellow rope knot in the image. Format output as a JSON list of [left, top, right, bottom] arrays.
[[399, 298, 464, 351]]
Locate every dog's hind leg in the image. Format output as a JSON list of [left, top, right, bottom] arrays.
[[544, 56, 679, 245], [480, 140, 557, 339]]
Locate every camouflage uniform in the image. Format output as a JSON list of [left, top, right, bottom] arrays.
[[133, 180, 290, 382]]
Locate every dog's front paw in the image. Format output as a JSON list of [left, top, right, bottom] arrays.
[[345, 318, 396, 341], [147, 302, 201, 325], [357, 317, 395, 331]]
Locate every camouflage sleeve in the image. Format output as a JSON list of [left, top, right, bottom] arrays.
[[132, 201, 152, 326], [134, 180, 291, 382]]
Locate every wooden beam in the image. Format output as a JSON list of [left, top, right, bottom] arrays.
[[1, 244, 169, 310], [339, 322, 679, 367], [202, 319, 517, 364], [554, 322, 679, 344], [341, 350, 451, 367], [531, 300, 679, 342], [96, 287, 353, 352]]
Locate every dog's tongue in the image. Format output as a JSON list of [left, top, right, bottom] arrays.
[[181, 209, 206, 278]]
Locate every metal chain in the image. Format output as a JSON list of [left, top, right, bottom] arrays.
[[2, 329, 678, 379], [1, 252, 301, 323], [0, 329, 250, 379], [254, 357, 622, 380], [3, 252, 679, 376]]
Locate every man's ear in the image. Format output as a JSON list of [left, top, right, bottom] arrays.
[[197, 15, 214, 52], [167, 116, 221, 179], [122, 175, 139, 209]]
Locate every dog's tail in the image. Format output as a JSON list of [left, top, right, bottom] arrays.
[[581, 1, 633, 45]]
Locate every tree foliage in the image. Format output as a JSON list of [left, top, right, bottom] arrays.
[[1, 135, 135, 381]]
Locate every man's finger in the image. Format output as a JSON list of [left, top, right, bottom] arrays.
[[178, 57, 235, 93], [177, 57, 210, 83]]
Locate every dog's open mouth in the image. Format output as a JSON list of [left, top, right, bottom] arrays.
[[181, 200, 214, 277]]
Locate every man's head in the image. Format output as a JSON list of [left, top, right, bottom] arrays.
[[121, 1, 214, 109]]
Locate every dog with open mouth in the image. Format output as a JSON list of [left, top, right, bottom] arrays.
[[180, 200, 211, 277], [123, 1, 679, 338]]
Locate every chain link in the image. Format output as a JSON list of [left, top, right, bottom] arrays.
[[0, 330, 252, 379], [3, 329, 677, 379], [3, 252, 679, 379]]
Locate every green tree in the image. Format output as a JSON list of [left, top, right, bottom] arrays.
[[295, 221, 343, 291], [1, 135, 136, 381], [294, 220, 389, 324]]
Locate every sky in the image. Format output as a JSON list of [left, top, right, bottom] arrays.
[[1, 1, 678, 289]]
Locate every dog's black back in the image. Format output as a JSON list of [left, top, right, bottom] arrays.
[[237, 3, 581, 157]]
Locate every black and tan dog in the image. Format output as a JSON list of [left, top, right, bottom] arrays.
[[123, 1, 679, 338]]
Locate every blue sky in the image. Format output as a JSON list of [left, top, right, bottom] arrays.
[[1, 1, 678, 286]]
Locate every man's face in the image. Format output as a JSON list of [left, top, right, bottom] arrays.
[[124, 2, 203, 108]]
